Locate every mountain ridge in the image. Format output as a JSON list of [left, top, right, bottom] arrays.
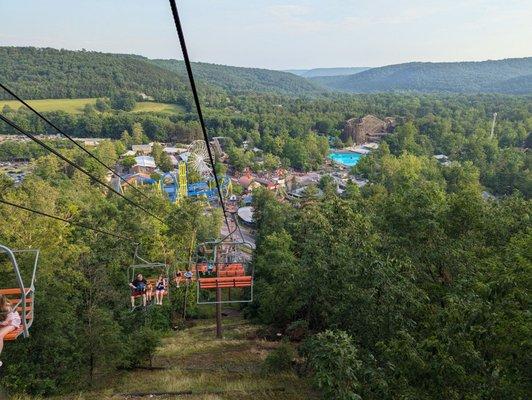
[[0, 46, 323, 100], [151, 59, 323, 96], [311, 57, 532, 94], [285, 67, 370, 78]]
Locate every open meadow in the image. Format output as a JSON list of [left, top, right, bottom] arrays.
[[0, 98, 185, 114]]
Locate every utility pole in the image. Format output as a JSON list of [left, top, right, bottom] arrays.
[[490, 112, 497, 139], [215, 244, 223, 338]]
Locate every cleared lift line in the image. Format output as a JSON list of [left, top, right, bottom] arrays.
[[0, 82, 152, 201]]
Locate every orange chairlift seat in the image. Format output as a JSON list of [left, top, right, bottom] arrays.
[[195, 240, 254, 305], [199, 275, 253, 289], [0, 244, 39, 341]]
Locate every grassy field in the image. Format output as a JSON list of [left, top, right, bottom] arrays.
[[0, 98, 184, 114], [9, 317, 317, 400]]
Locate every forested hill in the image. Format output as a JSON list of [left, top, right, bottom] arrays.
[[0, 47, 323, 100], [312, 57, 532, 94], [0, 47, 192, 102], [151, 59, 323, 95]]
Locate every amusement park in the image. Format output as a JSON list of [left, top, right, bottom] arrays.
[[115, 140, 233, 204], [1, 0, 529, 398]]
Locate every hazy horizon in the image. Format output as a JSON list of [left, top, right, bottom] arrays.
[[1, 0, 531, 70]]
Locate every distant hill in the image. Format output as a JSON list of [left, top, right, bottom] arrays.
[[0, 47, 323, 101], [151, 59, 323, 96], [0, 47, 192, 101], [285, 67, 370, 78], [312, 58, 532, 94]]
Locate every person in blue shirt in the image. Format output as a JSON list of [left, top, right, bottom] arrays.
[[129, 273, 147, 309]]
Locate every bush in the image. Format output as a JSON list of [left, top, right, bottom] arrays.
[[95, 97, 111, 112], [124, 326, 161, 368], [286, 319, 309, 342], [301, 330, 362, 400], [262, 341, 295, 373], [145, 305, 172, 331]]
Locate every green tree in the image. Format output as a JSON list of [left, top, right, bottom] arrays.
[[110, 91, 137, 111]]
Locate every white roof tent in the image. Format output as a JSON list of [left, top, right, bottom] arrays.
[[134, 156, 156, 169], [237, 206, 254, 224]]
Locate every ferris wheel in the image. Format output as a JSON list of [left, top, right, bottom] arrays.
[[187, 140, 214, 180]]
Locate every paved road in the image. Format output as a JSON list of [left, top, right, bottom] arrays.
[[220, 213, 256, 249]]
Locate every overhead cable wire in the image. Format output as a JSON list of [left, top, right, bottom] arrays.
[[0, 113, 165, 224], [0, 82, 152, 201], [0, 198, 135, 241], [168, 0, 231, 234]]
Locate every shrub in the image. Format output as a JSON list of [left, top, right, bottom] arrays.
[[124, 326, 161, 367], [301, 330, 362, 400], [286, 319, 309, 342], [145, 305, 172, 331], [263, 341, 295, 373]]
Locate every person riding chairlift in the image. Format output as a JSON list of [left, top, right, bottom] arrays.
[[155, 274, 167, 305], [129, 273, 147, 309], [184, 269, 193, 283], [174, 270, 182, 288], [207, 262, 214, 275], [0, 294, 21, 368], [146, 280, 154, 303]]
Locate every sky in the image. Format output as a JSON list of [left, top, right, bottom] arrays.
[[1, 0, 531, 70]]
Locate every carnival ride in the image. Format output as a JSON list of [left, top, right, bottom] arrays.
[[160, 140, 232, 203]]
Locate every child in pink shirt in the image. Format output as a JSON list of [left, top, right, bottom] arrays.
[[0, 294, 22, 367]]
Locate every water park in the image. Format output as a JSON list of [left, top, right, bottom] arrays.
[[328, 150, 363, 167], [328, 143, 379, 167]]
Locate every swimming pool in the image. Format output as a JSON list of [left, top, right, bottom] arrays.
[[328, 151, 363, 167]]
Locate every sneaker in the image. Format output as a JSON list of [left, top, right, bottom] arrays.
[[0, 361, 3, 368]]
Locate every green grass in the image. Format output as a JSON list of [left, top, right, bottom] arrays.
[[23, 317, 317, 400], [0, 98, 184, 114], [132, 101, 185, 113]]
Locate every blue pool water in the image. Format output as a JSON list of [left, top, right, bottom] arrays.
[[328, 151, 363, 167]]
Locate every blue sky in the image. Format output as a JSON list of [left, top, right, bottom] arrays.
[[1, 0, 531, 69]]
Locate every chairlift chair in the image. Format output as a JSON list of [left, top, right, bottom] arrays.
[[195, 240, 254, 305], [0, 244, 39, 341], [128, 246, 170, 309]]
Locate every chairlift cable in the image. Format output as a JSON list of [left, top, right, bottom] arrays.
[[168, 0, 231, 234], [0, 82, 152, 201], [0, 113, 165, 224], [0, 198, 136, 241]]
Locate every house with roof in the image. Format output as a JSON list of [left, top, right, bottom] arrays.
[[254, 177, 277, 191], [132, 144, 153, 155], [132, 156, 157, 174]]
